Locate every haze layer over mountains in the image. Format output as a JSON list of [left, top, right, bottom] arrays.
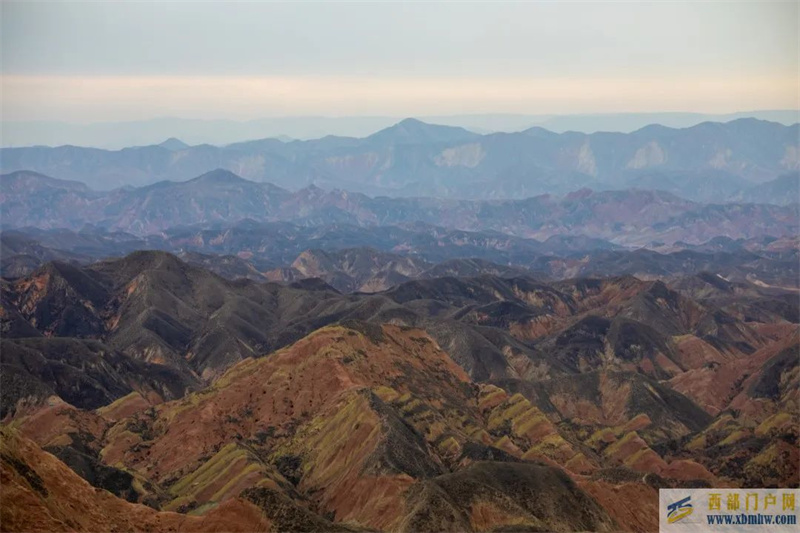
[[4, 109, 798, 148]]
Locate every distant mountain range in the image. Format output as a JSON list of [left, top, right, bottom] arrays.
[[1, 118, 798, 201], [2, 169, 797, 247], [3, 110, 798, 148]]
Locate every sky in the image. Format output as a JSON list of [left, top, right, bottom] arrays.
[[2, 1, 798, 122]]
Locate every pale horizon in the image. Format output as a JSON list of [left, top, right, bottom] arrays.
[[2, 1, 798, 122], [3, 74, 798, 123]]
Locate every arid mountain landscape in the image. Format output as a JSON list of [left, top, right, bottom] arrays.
[[1, 248, 798, 532], [1, 118, 799, 530], [2, 1, 799, 531]]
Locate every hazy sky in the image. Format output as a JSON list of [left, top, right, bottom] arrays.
[[2, 1, 798, 122]]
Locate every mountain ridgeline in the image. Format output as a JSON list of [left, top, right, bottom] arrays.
[[1, 117, 798, 201], [2, 167, 798, 248]]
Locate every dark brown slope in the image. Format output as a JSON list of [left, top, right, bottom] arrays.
[[2, 253, 576, 390], [2, 251, 790, 394], [1, 337, 197, 418], [2, 252, 338, 382], [0, 232, 89, 279]]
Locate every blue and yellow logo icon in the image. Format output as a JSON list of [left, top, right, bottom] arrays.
[[667, 496, 694, 523]]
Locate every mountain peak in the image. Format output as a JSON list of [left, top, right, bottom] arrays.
[[367, 118, 478, 145], [188, 168, 250, 185], [521, 125, 558, 138], [396, 117, 427, 128], [158, 137, 190, 151]]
